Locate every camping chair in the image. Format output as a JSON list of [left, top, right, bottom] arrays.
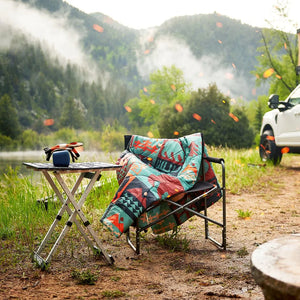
[[122, 133, 226, 254]]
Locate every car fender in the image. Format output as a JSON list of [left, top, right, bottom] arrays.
[[260, 110, 279, 138]]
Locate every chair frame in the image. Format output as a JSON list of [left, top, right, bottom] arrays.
[[124, 134, 226, 254]]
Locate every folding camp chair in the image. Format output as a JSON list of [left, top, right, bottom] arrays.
[[124, 133, 226, 254]]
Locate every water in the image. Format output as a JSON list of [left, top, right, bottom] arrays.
[[0, 151, 121, 176]]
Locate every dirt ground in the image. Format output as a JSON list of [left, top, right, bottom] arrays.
[[1, 156, 299, 300]]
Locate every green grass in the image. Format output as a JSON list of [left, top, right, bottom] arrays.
[[0, 147, 287, 268]]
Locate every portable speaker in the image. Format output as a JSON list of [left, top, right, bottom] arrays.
[[53, 150, 70, 167]]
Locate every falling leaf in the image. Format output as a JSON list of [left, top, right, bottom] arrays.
[[281, 147, 290, 154], [276, 74, 282, 79], [150, 99, 155, 104], [124, 106, 132, 112], [147, 131, 154, 138], [175, 103, 183, 112], [93, 24, 104, 33], [192, 113, 202, 121], [218, 40, 223, 44], [174, 131, 179, 136], [252, 88, 256, 96], [143, 87, 148, 92], [170, 84, 176, 91], [43, 119, 54, 126], [255, 74, 260, 79], [266, 135, 275, 141], [148, 36, 154, 42], [232, 63, 236, 69], [229, 112, 239, 122], [263, 68, 274, 78], [216, 22, 223, 28], [284, 42, 287, 50], [144, 49, 150, 54], [211, 119, 216, 124]]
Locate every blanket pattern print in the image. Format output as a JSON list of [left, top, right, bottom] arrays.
[[101, 133, 221, 237]]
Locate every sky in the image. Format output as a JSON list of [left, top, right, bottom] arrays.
[[63, 0, 300, 32]]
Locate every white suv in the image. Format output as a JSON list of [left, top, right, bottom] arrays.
[[259, 84, 300, 164]]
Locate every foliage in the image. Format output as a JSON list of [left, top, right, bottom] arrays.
[[158, 83, 255, 148], [71, 269, 98, 285], [253, 2, 299, 99], [0, 94, 21, 139], [126, 65, 191, 133]]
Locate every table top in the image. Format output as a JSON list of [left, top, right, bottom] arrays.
[[251, 234, 300, 296], [23, 162, 121, 173]]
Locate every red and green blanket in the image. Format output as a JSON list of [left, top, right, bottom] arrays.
[[101, 133, 221, 237]]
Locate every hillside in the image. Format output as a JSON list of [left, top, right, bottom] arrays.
[[0, 0, 268, 138]]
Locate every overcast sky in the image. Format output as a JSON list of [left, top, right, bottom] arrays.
[[63, 0, 299, 32]]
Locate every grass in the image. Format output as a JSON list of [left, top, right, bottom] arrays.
[[0, 147, 287, 269]]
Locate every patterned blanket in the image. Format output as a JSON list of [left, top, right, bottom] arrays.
[[101, 133, 221, 237]]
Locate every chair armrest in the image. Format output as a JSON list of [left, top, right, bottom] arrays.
[[205, 156, 224, 164]]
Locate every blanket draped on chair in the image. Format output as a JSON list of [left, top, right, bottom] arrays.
[[101, 133, 221, 237]]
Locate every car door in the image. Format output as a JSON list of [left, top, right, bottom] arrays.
[[277, 86, 300, 146]]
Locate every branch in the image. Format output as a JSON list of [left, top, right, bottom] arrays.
[[261, 31, 293, 92]]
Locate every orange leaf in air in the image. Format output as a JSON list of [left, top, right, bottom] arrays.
[[175, 104, 183, 112], [281, 147, 290, 154], [229, 112, 239, 122], [124, 106, 132, 112], [93, 24, 104, 33], [43, 119, 54, 126], [174, 131, 179, 136], [192, 113, 202, 121], [171, 84, 176, 91], [263, 68, 274, 78]]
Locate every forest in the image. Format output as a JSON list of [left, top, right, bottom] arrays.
[[0, 0, 298, 151]]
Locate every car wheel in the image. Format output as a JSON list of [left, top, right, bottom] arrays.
[[259, 130, 282, 165]]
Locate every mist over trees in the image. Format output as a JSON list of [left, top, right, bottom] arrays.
[[0, 0, 298, 150]]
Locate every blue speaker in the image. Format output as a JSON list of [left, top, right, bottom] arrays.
[[53, 150, 70, 167]]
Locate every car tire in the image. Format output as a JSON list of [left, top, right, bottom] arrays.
[[259, 130, 282, 165]]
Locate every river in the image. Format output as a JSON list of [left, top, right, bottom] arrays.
[[0, 150, 121, 176]]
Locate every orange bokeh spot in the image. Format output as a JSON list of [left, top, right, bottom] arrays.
[[150, 99, 155, 104], [281, 147, 290, 154], [218, 40, 223, 44], [144, 49, 150, 54], [173, 131, 179, 136], [170, 84, 176, 91], [175, 103, 183, 112], [143, 87, 148, 93], [263, 68, 274, 78], [93, 24, 104, 33], [43, 119, 54, 126], [192, 113, 202, 121], [124, 106, 132, 112], [216, 22, 223, 28], [147, 131, 154, 138], [232, 63, 236, 69], [229, 112, 239, 122]]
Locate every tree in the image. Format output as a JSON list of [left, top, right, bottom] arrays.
[[125, 65, 192, 134], [158, 84, 254, 148], [0, 94, 21, 139], [254, 2, 300, 99], [59, 97, 87, 130]]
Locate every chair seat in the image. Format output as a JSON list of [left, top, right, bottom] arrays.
[[186, 181, 215, 193]]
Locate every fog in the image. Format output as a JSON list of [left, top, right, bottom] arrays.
[[0, 0, 97, 80], [137, 33, 255, 101]]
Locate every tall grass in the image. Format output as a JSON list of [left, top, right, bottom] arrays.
[[0, 147, 285, 266]]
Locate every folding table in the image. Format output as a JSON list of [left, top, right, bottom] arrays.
[[23, 162, 121, 268]]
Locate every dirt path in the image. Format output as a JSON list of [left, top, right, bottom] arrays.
[[1, 157, 299, 299]]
